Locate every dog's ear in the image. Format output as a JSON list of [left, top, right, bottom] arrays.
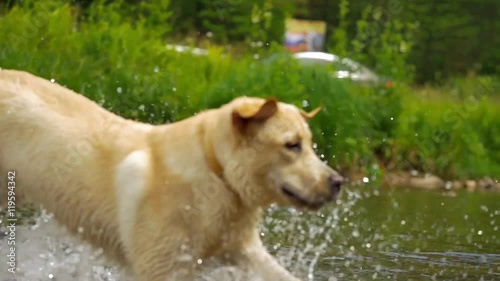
[[232, 98, 278, 132], [300, 106, 322, 120]]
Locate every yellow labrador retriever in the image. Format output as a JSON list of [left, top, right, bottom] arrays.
[[0, 69, 343, 281]]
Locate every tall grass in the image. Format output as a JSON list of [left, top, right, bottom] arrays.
[[395, 80, 500, 179], [1, 0, 499, 180]]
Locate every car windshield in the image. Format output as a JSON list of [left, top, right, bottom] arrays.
[[296, 57, 356, 72], [332, 60, 357, 72]]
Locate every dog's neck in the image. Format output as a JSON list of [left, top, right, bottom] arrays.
[[202, 130, 224, 179], [200, 110, 261, 209], [201, 111, 277, 211]]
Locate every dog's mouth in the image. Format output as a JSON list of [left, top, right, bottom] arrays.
[[281, 185, 326, 210]]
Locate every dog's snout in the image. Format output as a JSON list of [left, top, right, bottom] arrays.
[[328, 174, 344, 193]]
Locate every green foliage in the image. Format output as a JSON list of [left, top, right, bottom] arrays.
[[395, 82, 500, 179], [168, 0, 292, 45], [2, 0, 498, 84], [329, 1, 417, 83], [328, 0, 349, 58], [0, 0, 499, 179], [0, 0, 230, 125], [401, 0, 499, 83], [306, 0, 499, 83], [198, 0, 252, 42]]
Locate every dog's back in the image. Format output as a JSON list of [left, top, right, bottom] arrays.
[[0, 69, 150, 263]]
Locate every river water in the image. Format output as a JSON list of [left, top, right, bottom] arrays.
[[1, 186, 499, 280]]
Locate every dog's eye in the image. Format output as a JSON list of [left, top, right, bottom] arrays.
[[284, 141, 302, 152]]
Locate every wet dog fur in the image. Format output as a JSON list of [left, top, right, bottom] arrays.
[[0, 69, 343, 281]]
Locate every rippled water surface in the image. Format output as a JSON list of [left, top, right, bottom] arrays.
[[1, 186, 499, 280]]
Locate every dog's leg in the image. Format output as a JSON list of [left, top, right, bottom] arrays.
[[239, 246, 302, 281], [226, 234, 302, 281], [130, 231, 199, 281], [115, 151, 199, 281]]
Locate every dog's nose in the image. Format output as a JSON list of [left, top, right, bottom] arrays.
[[328, 173, 344, 194]]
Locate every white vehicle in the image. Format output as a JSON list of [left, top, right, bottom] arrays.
[[165, 44, 209, 56], [293, 52, 381, 84], [266, 51, 394, 87]]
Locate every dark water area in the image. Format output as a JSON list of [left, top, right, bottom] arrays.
[[263, 186, 500, 281], [0, 186, 498, 280]]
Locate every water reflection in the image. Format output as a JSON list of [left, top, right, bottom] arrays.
[[264, 186, 500, 280], [1, 186, 499, 280]]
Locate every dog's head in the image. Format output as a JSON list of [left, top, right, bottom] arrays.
[[225, 97, 343, 210]]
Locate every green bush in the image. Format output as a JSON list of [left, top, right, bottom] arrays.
[[0, 0, 232, 124], [395, 84, 500, 179], [1, 0, 499, 180], [329, 0, 417, 84]]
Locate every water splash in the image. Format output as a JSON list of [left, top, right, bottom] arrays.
[[2, 187, 498, 280]]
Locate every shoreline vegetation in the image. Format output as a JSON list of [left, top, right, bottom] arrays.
[[0, 1, 499, 193], [352, 171, 500, 193]]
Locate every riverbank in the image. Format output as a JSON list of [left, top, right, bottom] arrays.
[[348, 170, 500, 193]]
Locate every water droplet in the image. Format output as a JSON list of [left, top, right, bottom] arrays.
[[197, 259, 203, 264], [362, 177, 369, 183], [48, 273, 54, 279]]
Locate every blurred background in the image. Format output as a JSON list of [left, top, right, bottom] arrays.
[[0, 0, 499, 182], [0, 1, 499, 280]]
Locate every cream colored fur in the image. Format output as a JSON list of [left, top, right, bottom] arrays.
[[0, 69, 343, 281]]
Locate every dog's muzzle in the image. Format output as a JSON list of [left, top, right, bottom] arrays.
[[281, 173, 343, 210]]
